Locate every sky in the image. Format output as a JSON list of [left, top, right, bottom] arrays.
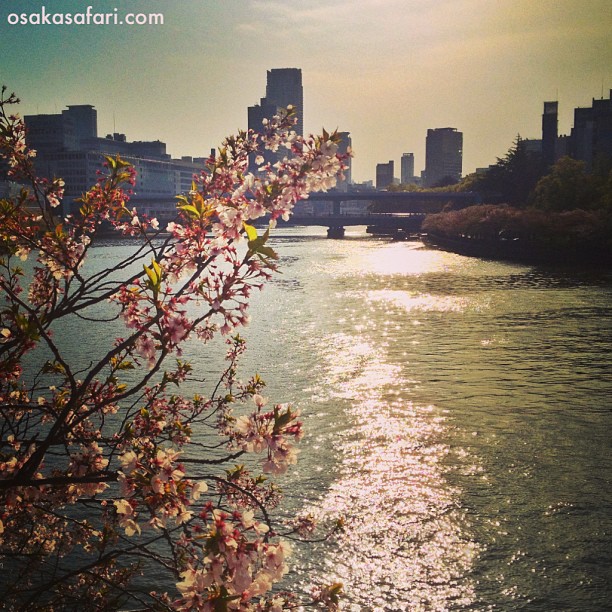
[[1, 0, 611, 183]]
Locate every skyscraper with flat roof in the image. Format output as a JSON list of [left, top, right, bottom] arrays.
[[248, 68, 303, 136], [248, 98, 278, 136], [542, 101, 558, 167], [569, 89, 612, 171], [64, 105, 97, 144], [265, 68, 303, 136], [376, 160, 394, 190], [424, 128, 462, 187], [248, 68, 304, 172], [337, 131, 352, 189], [401, 152, 415, 184]]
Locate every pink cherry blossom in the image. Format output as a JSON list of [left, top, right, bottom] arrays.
[[0, 87, 349, 611]]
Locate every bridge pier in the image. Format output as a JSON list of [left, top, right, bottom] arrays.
[[327, 226, 345, 239]]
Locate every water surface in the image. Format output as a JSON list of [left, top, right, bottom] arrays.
[[75, 229, 612, 610]]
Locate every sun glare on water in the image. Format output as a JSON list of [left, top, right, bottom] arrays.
[[301, 329, 479, 610]]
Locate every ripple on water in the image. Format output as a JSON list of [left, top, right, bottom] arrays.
[[294, 333, 480, 610]]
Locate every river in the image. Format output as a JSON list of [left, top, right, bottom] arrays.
[[226, 226, 612, 611], [78, 228, 612, 610]]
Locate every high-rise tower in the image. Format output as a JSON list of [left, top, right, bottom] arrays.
[[336, 131, 352, 189], [424, 128, 463, 187], [248, 68, 303, 136], [248, 68, 304, 172], [401, 152, 415, 184], [542, 101, 558, 167], [376, 160, 394, 190], [265, 68, 303, 136], [569, 90, 612, 171]]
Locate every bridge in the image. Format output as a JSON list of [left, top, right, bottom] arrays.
[[286, 212, 426, 238], [290, 189, 481, 237], [119, 189, 481, 238], [306, 189, 480, 205]]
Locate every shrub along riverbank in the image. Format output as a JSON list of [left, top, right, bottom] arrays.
[[422, 205, 612, 265], [415, 147, 612, 265]]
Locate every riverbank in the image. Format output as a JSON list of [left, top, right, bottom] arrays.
[[422, 204, 612, 266], [422, 231, 612, 265]]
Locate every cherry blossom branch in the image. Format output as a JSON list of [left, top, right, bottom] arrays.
[[1, 88, 350, 610]]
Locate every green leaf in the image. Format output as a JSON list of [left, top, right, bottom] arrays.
[[177, 203, 201, 218], [274, 406, 294, 430], [243, 223, 258, 241], [143, 259, 162, 294], [43, 360, 66, 375], [257, 245, 278, 260], [144, 263, 157, 286], [246, 226, 278, 261], [151, 259, 161, 280]]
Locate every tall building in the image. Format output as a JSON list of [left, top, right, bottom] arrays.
[[248, 68, 304, 172], [24, 113, 73, 155], [247, 98, 277, 134], [265, 68, 303, 136], [569, 89, 612, 171], [542, 101, 558, 167], [248, 68, 303, 136], [0, 157, 9, 198], [424, 127, 463, 187], [64, 105, 97, 144], [25, 105, 98, 154], [400, 152, 415, 184], [376, 160, 394, 190], [247, 97, 279, 173], [337, 131, 352, 190]]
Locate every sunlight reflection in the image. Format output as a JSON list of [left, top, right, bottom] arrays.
[[308, 239, 461, 279], [366, 242, 452, 275], [367, 289, 469, 313], [361, 242, 457, 277], [303, 333, 478, 609]]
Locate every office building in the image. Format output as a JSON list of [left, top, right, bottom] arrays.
[[376, 160, 394, 190], [542, 101, 559, 167], [248, 68, 303, 136], [247, 98, 281, 173], [336, 131, 352, 190], [400, 152, 415, 184], [569, 89, 612, 171], [424, 127, 463, 187], [265, 68, 303, 136], [248, 68, 304, 173], [24, 106, 206, 218], [25, 105, 97, 155]]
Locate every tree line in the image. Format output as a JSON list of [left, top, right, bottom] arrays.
[[418, 138, 612, 258]]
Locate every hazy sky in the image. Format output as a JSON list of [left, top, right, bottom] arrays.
[[1, 0, 611, 182]]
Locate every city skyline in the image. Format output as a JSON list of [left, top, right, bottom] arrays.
[[1, 0, 611, 182]]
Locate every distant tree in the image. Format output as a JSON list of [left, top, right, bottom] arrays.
[[387, 182, 421, 192], [454, 172, 481, 193], [530, 156, 599, 211], [598, 169, 612, 211], [422, 203, 612, 251], [431, 175, 459, 189], [591, 154, 612, 211], [475, 136, 546, 206]]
